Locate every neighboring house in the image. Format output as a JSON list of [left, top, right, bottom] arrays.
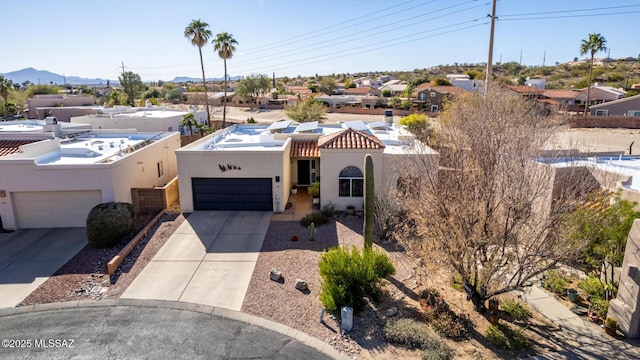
[[27, 94, 98, 121], [334, 83, 346, 95], [505, 85, 545, 99], [541, 89, 587, 106], [286, 86, 313, 98], [589, 94, 640, 117], [314, 94, 379, 109], [446, 74, 483, 92], [525, 77, 546, 89], [70, 106, 207, 135], [352, 77, 384, 89], [176, 120, 438, 213], [412, 83, 466, 112], [343, 87, 382, 96], [593, 57, 615, 66], [582, 84, 626, 106], [379, 84, 407, 97], [209, 92, 236, 106], [0, 118, 180, 229]]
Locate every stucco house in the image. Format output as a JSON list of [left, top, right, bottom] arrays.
[[413, 83, 466, 112], [541, 89, 587, 106], [583, 83, 626, 105], [589, 94, 640, 117], [343, 87, 382, 97], [176, 120, 438, 213], [27, 94, 98, 121], [0, 118, 180, 229], [70, 105, 207, 135]]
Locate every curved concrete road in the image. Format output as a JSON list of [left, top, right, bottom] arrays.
[[0, 300, 345, 359]]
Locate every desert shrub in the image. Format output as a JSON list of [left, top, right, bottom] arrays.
[[320, 202, 336, 218], [430, 311, 472, 340], [86, 202, 135, 248], [384, 318, 451, 358], [485, 323, 528, 350], [501, 299, 532, 322], [300, 212, 329, 227], [319, 246, 395, 313], [590, 297, 609, 318], [544, 269, 568, 295], [578, 275, 605, 299]]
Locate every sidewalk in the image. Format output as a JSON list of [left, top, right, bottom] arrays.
[[521, 285, 640, 359]]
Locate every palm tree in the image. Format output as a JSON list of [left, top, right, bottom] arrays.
[[213, 32, 238, 128], [184, 19, 213, 124], [580, 33, 607, 115], [181, 113, 198, 142]]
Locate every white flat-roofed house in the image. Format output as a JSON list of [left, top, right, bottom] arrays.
[[176, 120, 438, 213], [0, 120, 180, 229], [70, 106, 207, 135]]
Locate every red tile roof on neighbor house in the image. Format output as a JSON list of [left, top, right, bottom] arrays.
[[542, 89, 584, 99], [290, 139, 319, 157], [506, 85, 543, 94], [412, 83, 467, 97], [343, 87, 377, 95], [0, 140, 38, 157], [318, 128, 385, 150]]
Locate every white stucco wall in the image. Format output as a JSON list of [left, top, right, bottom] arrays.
[[71, 110, 206, 134], [0, 133, 180, 229], [176, 140, 291, 213]]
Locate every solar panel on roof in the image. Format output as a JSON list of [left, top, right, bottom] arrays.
[[296, 121, 318, 132], [266, 120, 292, 131], [368, 121, 387, 129], [342, 120, 368, 131]]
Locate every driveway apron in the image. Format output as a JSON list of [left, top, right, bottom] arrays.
[[122, 211, 271, 311]]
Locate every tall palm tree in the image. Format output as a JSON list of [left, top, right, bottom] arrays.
[[580, 33, 607, 116], [184, 19, 213, 124], [213, 32, 238, 128]]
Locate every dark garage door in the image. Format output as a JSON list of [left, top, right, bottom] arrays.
[[192, 178, 273, 211]]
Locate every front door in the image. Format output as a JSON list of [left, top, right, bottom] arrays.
[[298, 160, 310, 185]]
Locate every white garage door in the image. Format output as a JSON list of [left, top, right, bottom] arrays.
[[13, 191, 103, 228]]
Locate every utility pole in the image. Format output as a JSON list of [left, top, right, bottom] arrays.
[[519, 50, 523, 66], [543, 51, 546, 67], [485, 0, 497, 93]]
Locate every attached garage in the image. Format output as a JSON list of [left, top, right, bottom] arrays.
[[192, 178, 273, 211], [13, 190, 103, 228]]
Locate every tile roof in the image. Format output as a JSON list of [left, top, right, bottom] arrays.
[[542, 89, 584, 99], [344, 87, 377, 95], [290, 139, 319, 157], [506, 85, 543, 94], [413, 83, 466, 97], [0, 140, 38, 157], [318, 128, 385, 150]]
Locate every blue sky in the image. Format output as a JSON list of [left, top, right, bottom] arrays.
[[3, 0, 639, 81]]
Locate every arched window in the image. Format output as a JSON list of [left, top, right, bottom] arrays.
[[339, 166, 363, 197]]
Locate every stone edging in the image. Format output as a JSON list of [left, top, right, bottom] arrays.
[[0, 299, 350, 360]]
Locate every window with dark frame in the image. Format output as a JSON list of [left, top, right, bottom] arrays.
[[338, 166, 363, 197]]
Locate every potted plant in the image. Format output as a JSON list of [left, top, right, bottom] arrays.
[[346, 205, 356, 216], [488, 299, 499, 312], [291, 183, 298, 195], [604, 317, 617, 336], [567, 288, 579, 303]]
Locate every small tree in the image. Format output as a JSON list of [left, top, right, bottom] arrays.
[[118, 71, 145, 106], [181, 113, 198, 141], [236, 74, 270, 110], [399, 113, 432, 144], [284, 97, 327, 123]]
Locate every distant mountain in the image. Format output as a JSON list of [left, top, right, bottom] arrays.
[[1, 68, 115, 85], [170, 75, 242, 83]]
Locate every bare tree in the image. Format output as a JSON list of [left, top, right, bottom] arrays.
[[402, 90, 594, 311]]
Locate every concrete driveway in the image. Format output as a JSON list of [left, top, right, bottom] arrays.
[[0, 228, 87, 308], [122, 211, 271, 311]]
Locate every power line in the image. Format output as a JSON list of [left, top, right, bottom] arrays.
[[230, 1, 487, 69], [498, 10, 640, 21], [498, 4, 640, 18]]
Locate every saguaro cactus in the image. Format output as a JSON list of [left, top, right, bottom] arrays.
[[364, 154, 374, 249]]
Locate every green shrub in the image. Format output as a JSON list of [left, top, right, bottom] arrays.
[[590, 297, 609, 318], [486, 323, 528, 350], [500, 299, 532, 322], [300, 212, 329, 227], [578, 275, 605, 299], [319, 246, 395, 313], [320, 202, 336, 218], [430, 310, 472, 340], [308, 182, 320, 197], [544, 270, 568, 295], [384, 318, 451, 358], [86, 202, 135, 248]]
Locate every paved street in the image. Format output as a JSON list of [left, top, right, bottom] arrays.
[[0, 300, 343, 359], [122, 211, 270, 311]]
